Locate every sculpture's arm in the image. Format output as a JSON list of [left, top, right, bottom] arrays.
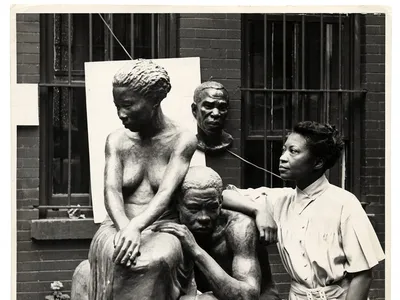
[[194, 217, 261, 300], [104, 132, 129, 231], [131, 131, 197, 231], [155, 218, 261, 300]]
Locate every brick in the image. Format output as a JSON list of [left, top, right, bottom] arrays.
[[180, 38, 211, 49], [362, 54, 385, 64], [365, 63, 385, 74], [17, 259, 85, 272], [226, 49, 241, 59], [17, 281, 71, 293], [16, 178, 40, 189], [17, 32, 40, 43], [17, 209, 39, 220], [365, 14, 386, 25], [18, 74, 40, 84], [17, 158, 40, 168], [16, 43, 40, 54], [17, 199, 39, 209], [210, 39, 240, 50], [195, 29, 226, 39], [17, 188, 39, 200], [365, 25, 385, 35], [17, 148, 40, 158], [16, 292, 46, 300], [17, 64, 40, 75], [179, 28, 196, 38], [16, 136, 40, 149], [180, 18, 240, 30], [17, 220, 31, 231], [17, 14, 40, 22], [365, 73, 385, 83], [365, 34, 385, 45], [17, 126, 39, 137], [365, 130, 384, 140], [226, 30, 241, 39], [16, 22, 40, 33], [17, 230, 31, 241], [18, 270, 73, 282], [17, 249, 89, 262], [17, 168, 39, 178]]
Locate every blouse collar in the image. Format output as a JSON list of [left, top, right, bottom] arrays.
[[294, 174, 330, 214]]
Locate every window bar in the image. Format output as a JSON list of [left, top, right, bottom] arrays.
[[292, 22, 298, 128], [319, 14, 324, 124], [103, 14, 110, 60], [301, 15, 305, 121], [270, 21, 275, 187], [263, 14, 268, 187], [89, 14, 93, 62], [67, 14, 72, 206], [110, 14, 114, 60], [338, 14, 343, 135], [325, 24, 331, 123], [151, 14, 156, 58], [130, 14, 135, 58]]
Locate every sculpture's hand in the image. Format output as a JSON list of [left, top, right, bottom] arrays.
[[254, 193, 277, 245], [113, 223, 141, 267], [153, 223, 198, 255]]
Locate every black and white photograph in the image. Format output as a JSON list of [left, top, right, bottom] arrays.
[[10, 5, 390, 300]]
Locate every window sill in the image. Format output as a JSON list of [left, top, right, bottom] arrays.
[[30, 218, 99, 240]]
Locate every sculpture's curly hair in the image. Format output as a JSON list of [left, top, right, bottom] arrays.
[[193, 81, 229, 104], [293, 121, 345, 171], [179, 166, 223, 202], [112, 59, 171, 104]]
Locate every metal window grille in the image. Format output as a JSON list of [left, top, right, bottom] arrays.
[[38, 13, 176, 218], [241, 14, 364, 196]]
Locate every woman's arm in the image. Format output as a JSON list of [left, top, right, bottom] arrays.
[[104, 133, 129, 231], [130, 131, 198, 231], [222, 189, 277, 244], [345, 269, 373, 300]]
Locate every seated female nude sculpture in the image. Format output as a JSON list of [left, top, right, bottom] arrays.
[[73, 59, 198, 300]]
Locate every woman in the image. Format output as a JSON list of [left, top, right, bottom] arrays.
[[222, 121, 385, 300]]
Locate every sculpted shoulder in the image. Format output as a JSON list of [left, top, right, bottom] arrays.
[[105, 128, 130, 151], [222, 210, 257, 246]]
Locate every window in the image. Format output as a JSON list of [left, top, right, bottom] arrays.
[[39, 13, 177, 217], [241, 14, 363, 196]]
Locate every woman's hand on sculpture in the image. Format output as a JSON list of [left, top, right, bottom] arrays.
[[254, 194, 277, 245], [113, 223, 141, 267], [153, 222, 198, 255]]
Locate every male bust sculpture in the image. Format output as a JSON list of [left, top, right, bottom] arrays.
[[191, 81, 233, 154], [78, 59, 198, 300], [155, 166, 281, 300]]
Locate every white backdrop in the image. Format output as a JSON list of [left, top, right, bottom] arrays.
[[85, 57, 205, 223]]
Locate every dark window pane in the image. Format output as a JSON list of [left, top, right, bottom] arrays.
[[52, 87, 90, 194]]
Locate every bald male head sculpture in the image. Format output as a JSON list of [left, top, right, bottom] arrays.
[[191, 81, 233, 154]]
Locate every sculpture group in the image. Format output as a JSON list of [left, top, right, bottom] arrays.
[[71, 59, 384, 300]]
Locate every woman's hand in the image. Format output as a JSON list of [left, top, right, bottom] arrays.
[[113, 222, 141, 267], [254, 193, 277, 245]]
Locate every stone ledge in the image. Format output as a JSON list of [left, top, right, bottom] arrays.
[[30, 218, 99, 240]]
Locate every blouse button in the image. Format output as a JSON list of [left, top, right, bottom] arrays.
[[302, 252, 305, 256]]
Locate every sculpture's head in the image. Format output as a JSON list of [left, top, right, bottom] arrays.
[[191, 81, 229, 135], [112, 59, 171, 132], [177, 166, 223, 235]]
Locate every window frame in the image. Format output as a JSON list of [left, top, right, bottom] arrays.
[[240, 13, 363, 198], [38, 13, 178, 218]]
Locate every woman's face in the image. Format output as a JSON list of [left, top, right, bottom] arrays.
[[279, 133, 318, 181], [112, 86, 154, 132]]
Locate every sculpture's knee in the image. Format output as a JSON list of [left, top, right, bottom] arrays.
[[136, 233, 182, 272], [71, 260, 90, 300]]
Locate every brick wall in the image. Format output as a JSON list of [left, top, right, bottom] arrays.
[[360, 13, 386, 300], [178, 13, 242, 188]]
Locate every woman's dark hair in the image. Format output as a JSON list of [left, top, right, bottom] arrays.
[[293, 121, 345, 170]]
